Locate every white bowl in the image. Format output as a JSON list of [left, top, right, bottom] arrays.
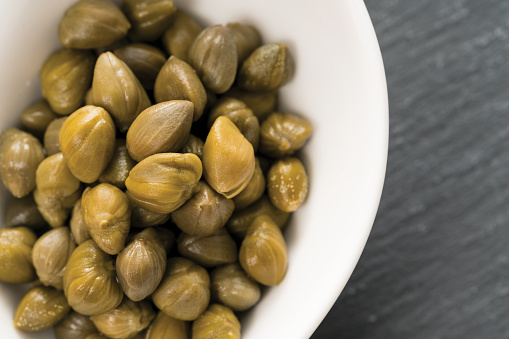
[[0, 0, 388, 338]]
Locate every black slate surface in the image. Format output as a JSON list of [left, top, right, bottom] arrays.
[[312, 0, 509, 338]]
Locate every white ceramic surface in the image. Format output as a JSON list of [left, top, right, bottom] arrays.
[[0, 0, 388, 338]]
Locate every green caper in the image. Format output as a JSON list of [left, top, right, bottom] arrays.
[[154, 56, 207, 121], [211, 263, 260, 311], [232, 158, 265, 210], [128, 194, 171, 228], [188, 25, 238, 94], [32, 227, 76, 290], [44, 117, 67, 156], [116, 228, 167, 301], [192, 304, 240, 339], [226, 23, 262, 63], [99, 139, 136, 189], [180, 134, 204, 159], [70, 200, 91, 245], [14, 286, 71, 332], [59, 105, 116, 183], [162, 9, 202, 62], [152, 257, 210, 321], [223, 87, 278, 121], [20, 100, 58, 139], [267, 157, 309, 212], [34, 188, 82, 229], [92, 52, 151, 132], [0, 128, 45, 198], [125, 153, 202, 214], [145, 311, 190, 339], [121, 0, 176, 42], [202, 116, 255, 199], [58, 0, 131, 49], [54, 311, 97, 339], [0, 227, 37, 284], [171, 181, 235, 236], [237, 43, 294, 91], [91, 298, 155, 339], [4, 195, 47, 231], [126, 101, 194, 162], [40, 48, 95, 115], [259, 112, 312, 158], [239, 215, 288, 286], [63, 239, 124, 316]]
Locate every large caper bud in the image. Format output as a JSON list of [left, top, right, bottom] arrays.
[[82, 183, 131, 255], [145, 311, 190, 339], [223, 87, 277, 121], [59, 105, 116, 183], [92, 52, 151, 132], [232, 158, 265, 210], [180, 134, 204, 159], [260, 112, 312, 158], [192, 304, 240, 339], [14, 286, 71, 332], [188, 25, 238, 94], [162, 9, 202, 62], [0, 128, 45, 198], [0, 227, 37, 284], [58, 0, 131, 49], [32, 227, 76, 290], [226, 23, 262, 63], [171, 181, 234, 236], [177, 228, 238, 268], [4, 195, 47, 231], [128, 194, 171, 228], [44, 117, 67, 156], [237, 43, 294, 91], [126, 101, 194, 162], [91, 298, 155, 339], [121, 0, 176, 41], [202, 116, 255, 199], [154, 56, 207, 121], [211, 263, 260, 311], [63, 240, 124, 315], [70, 199, 92, 245], [239, 215, 288, 286], [40, 49, 95, 115], [54, 311, 97, 339], [99, 139, 136, 189], [20, 100, 58, 139], [116, 228, 167, 301], [267, 157, 309, 212], [152, 257, 210, 321], [125, 153, 202, 214], [114, 43, 166, 90]]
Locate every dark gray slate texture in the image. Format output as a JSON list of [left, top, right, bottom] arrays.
[[312, 0, 509, 338]]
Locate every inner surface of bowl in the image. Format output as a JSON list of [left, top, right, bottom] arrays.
[[0, 0, 388, 338]]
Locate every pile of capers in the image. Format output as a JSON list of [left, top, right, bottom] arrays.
[[0, 0, 312, 338]]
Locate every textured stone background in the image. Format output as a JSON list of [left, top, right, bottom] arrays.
[[312, 0, 509, 338]]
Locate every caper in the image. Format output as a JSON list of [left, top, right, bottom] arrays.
[[223, 87, 278, 121], [145, 311, 190, 339], [226, 22, 262, 63], [34, 187, 82, 229], [54, 311, 97, 339], [121, 0, 176, 42], [180, 134, 204, 159], [44, 117, 67, 156], [0, 227, 37, 284], [4, 195, 47, 231], [211, 263, 260, 311], [267, 157, 309, 212], [162, 9, 202, 62], [232, 158, 265, 210], [99, 139, 137, 189], [20, 99, 58, 139], [128, 194, 171, 228], [192, 304, 240, 339]]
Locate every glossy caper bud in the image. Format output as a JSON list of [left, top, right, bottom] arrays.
[[223, 87, 277, 121], [59, 105, 116, 183], [70, 199, 92, 245], [34, 188, 82, 229], [4, 195, 47, 231], [0, 128, 45, 198], [208, 97, 260, 151], [202, 116, 255, 199], [14, 286, 71, 332], [162, 9, 202, 62], [171, 182, 234, 236], [116, 228, 167, 301], [145, 311, 190, 339], [121, 0, 176, 41], [125, 153, 202, 214], [154, 56, 207, 121], [82, 183, 131, 255], [226, 23, 262, 63], [0, 227, 37, 284], [92, 52, 151, 132], [239, 215, 288, 286], [44, 117, 67, 156], [226, 196, 290, 239], [63, 240, 124, 316], [211, 263, 260, 311], [260, 112, 312, 158], [128, 194, 171, 228], [58, 0, 131, 49], [192, 304, 240, 339], [232, 158, 265, 210], [54, 311, 97, 339], [152, 257, 210, 321], [40, 49, 95, 115], [99, 139, 136, 189], [267, 157, 309, 212], [20, 100, 58, 139], [188, 25, 238, 94], [126, 101, 194, 162], [180, 134, 204, 159], [114, 43, 166, 90], [32, 227, 76, 290], [177, 228, 237, 268], [238, 43, 294, 91], [92, 298, 155, 339]]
